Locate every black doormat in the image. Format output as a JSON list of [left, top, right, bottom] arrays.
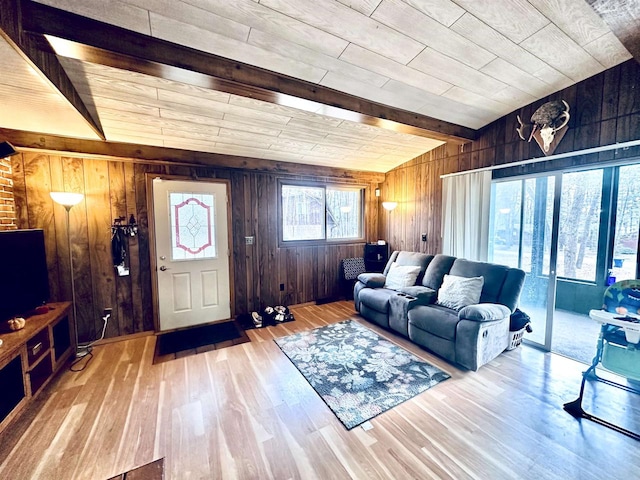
[[153, 321, 250, 364]]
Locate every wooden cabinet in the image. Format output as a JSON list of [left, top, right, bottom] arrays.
[[0, 302, 73, 433], [364, 243, 389, 273]]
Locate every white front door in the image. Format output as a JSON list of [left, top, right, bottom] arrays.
[[152, 178, 231, 331]]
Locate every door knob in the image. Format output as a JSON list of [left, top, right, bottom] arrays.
[[159, 265, 169, 271]]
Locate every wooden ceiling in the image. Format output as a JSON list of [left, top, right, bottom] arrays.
[[0, 0, 633, 173]]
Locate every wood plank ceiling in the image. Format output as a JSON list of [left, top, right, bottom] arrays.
[[0, 35, 99, 140], [0, 0, 633, 173]]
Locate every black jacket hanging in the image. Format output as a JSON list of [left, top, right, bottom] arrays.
[[111, 227, 127, 267]]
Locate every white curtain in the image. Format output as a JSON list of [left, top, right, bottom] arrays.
[[441, 170, 492, 261]]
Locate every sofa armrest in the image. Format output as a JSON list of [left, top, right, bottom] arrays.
[[458, 303, 511, 322], [398, 286, 437, 305], [357, 273, 386, 288]]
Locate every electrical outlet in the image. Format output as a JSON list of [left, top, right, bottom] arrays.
[[280, 283, 285, 291], [245, 236, 254, 245], [421, 233, 427, 242], [103, 308, 112, 317]]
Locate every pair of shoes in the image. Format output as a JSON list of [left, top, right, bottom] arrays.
[[251, 311, 263, 328], [274, 305, 288, 322]]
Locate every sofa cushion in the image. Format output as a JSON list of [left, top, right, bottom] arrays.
[[358, 287, 396, 313], [437, 274, 484, 311], [422, 254, 456, 290], [398, 286, 437, 304], [383, 251, 434, 285], [458, 303, 511, 322], [449, 258, 508, 304], [357, 273, 386, 288], [384, 262, 421, 290], [408, 305, 459, 341], [498, 269, 526, 312]]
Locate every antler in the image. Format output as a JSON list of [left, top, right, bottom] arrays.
[[516, 115, 526, 141], [552, 100, 570, 132]]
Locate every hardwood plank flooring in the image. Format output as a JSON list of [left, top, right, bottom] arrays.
[[1, 301, 638, 479]]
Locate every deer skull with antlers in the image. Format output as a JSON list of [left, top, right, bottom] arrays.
[[517, 100, 570, 154]]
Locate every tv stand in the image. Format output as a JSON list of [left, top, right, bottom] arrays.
[[0, 302, 73, 434]]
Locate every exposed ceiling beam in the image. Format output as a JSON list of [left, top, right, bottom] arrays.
[[21, 1, 477, 143], [0, 0, 105, 140], [0, 128, 386, 182], [587, 0, 640, 63]]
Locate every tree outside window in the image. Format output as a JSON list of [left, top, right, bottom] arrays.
[[281, 183, 363, 243]]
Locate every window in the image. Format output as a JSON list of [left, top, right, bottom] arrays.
[[488, 180, 522, 268], [169, 192, 216, 260], [612, 164, 640, 281], [556, 169, 603, 281], [281, 183, 364, 243]]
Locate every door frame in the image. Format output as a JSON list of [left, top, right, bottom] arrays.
[[146, 173, 235, 332]]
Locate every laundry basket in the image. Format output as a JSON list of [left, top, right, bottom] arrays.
[[507, 308, 531, 350], [507, 327, 526, 350]]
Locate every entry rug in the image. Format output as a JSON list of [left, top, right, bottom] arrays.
[[274, 320, 450, 429]]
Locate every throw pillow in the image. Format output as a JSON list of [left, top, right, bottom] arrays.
[[384, 262, 421, 290], [437, 274, 484, 310]]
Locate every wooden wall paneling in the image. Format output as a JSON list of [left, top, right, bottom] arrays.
[[243, 172, 256, 313], [108, 161, 133, 336], [123, 161, 142, 335], [48, 155, 67, 310], [22, 154, 60, 310], [134, 163, 154, 332], [616, 114, 640, 159], [267, 174, 278, 307], [10, 151, 381, 338], [60, 156, 95, 342], [597, 118, 618, 162], [413, 157, 423, 253], [295, 248, 304, 304], [576, 72, 604, 126], [311, 246, 319, 303], [255, 173, 268, 309], [283, 247, 297, 306], [230, 170, 248, 315], [84, 159, 117, 340], [434, 157, 446, 254], [416, 159, 428, 255], [9, 154, 28, 228], [617, 60, 640, 117], [601, 66, 621, 120], [459, 148, 471, 171], [316, 245, 327, 300]]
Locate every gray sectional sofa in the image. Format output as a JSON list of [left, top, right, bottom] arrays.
[[354, 251, 525, 371]]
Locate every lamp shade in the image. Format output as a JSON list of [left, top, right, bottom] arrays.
[[382, 201, 397, 211], [50, 192, 84, 207]]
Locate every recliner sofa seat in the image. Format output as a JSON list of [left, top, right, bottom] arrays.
[[354, 251, 525, 371]]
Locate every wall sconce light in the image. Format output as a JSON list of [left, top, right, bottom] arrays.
[[382, 201, 397, 211]]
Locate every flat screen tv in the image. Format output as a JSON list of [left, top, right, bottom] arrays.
[[0, 229, 50, 322]]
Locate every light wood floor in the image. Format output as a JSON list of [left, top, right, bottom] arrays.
[[1, 301, 638, 479]]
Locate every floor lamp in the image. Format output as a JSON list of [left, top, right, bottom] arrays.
[[50, 191, 85, 357]]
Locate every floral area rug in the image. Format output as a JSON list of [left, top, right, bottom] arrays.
[[274, 319, 450, 429]]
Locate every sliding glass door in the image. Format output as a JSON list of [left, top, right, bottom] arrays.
[[489, 174, 559, 349], [489, 161, 640, 357]]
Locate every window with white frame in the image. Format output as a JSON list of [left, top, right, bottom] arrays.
[[280, 183, 364, 243]]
